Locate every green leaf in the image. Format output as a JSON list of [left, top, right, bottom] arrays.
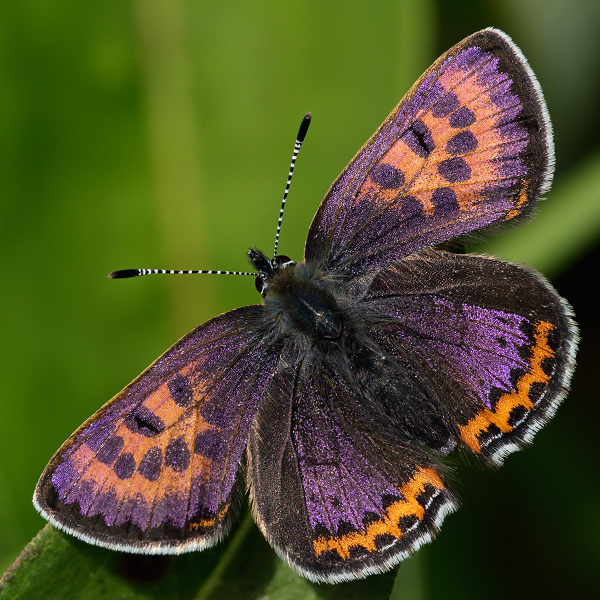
[[1, 513, 397, 600]]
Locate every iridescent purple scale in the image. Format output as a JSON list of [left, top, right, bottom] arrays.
[[292, 378, 400, 533], [382, 297, 530, 409]]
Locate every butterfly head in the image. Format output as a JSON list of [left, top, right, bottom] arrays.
[[248, 248, 295, 296]]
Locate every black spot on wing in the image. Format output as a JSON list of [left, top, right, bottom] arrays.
[[449, 107, 476, 128], [431, 187, 459, 213], [432, 92, 460, 118], [194, 430, 225, 461], [446, 131, 478, 155], [125, 406, 165, 438], [97, 436, 124, 466], [138, 447, 162, 482], [113, 453, 136, 479], [370, 164, 405, 189], [402, 120, 435, 158], [165, 436, 191, 472], [438, 157, 471, 183], [168, 375, 194, 407]]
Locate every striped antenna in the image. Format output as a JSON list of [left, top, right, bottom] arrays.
[[273, 112, 311, 259], [109, 268, 255, 279], [110, 113, 311, 281]]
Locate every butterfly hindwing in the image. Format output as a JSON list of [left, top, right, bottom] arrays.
[[248, 359, 457, 583], [305, 28, 553, 274], [360, 250, 577, 465], [34, 306, 280, 553]]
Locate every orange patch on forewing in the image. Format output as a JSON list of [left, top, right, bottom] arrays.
[[412, 109, 508, 203], [459, 320, 555, 453], [191, 451, 215, 483], [69, 443, 95, 470], [73, 406, 219, 516], [109, 405, 212, 466], [189, 503, 230, 530], [379, 139, 428, 192], [79, 468, 166, 514], [146, 411, 200, 502], [356, 179, 403, 207], [66, 444, 128, 507], [67, 446, 126, 507], [505, 179, 529, 221], [358, 64, 527, 221], [313, 467, 445, 560], [140, 364, 209, 429], [352, 140, 427, 211]]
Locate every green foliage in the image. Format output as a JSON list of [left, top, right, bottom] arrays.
[[0, 517, 397, 600]]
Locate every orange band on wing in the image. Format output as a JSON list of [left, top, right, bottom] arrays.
[[141, 364, 209, 428], [189, 503, 230, 530], [312, 467, 445, 559], [459, 320, 555, 453]]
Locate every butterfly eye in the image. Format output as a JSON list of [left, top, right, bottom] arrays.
[[255, 274, 266, 294], [272, 255, 294, 269]]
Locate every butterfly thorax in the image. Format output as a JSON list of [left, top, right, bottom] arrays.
[[249, 248, 344, 342]]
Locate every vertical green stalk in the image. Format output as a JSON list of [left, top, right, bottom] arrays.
[[192, 511, 255, 600], [132, 0, 214, 331], [397, 0, 438, 99], [391, 552, 428, 600]]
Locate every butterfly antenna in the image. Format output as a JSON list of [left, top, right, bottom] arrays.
[[272, 112, 311, 259], [109, 268, 255, 279], [111, 114, 311, 280]]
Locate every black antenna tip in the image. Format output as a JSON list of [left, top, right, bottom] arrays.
[[297, 112, 311, 142], [109, 269, 140, 279]]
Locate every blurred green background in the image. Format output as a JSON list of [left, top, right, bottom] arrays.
[[1, 0, 600, 598]]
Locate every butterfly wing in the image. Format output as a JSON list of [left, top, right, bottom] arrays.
[[359, 250, 578, 465], [305, 28, 553, 274], [34, 305, 281, 553], [248, 358, 457, 583]]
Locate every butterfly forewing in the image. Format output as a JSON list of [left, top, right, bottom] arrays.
[[35, 306, 281, 553], [305, 28, 553, 274]]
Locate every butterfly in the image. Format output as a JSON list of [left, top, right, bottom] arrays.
[[34, 28, 578, 583]]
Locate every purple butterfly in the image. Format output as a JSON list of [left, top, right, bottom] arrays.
[[35, 28, 578, 583]]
